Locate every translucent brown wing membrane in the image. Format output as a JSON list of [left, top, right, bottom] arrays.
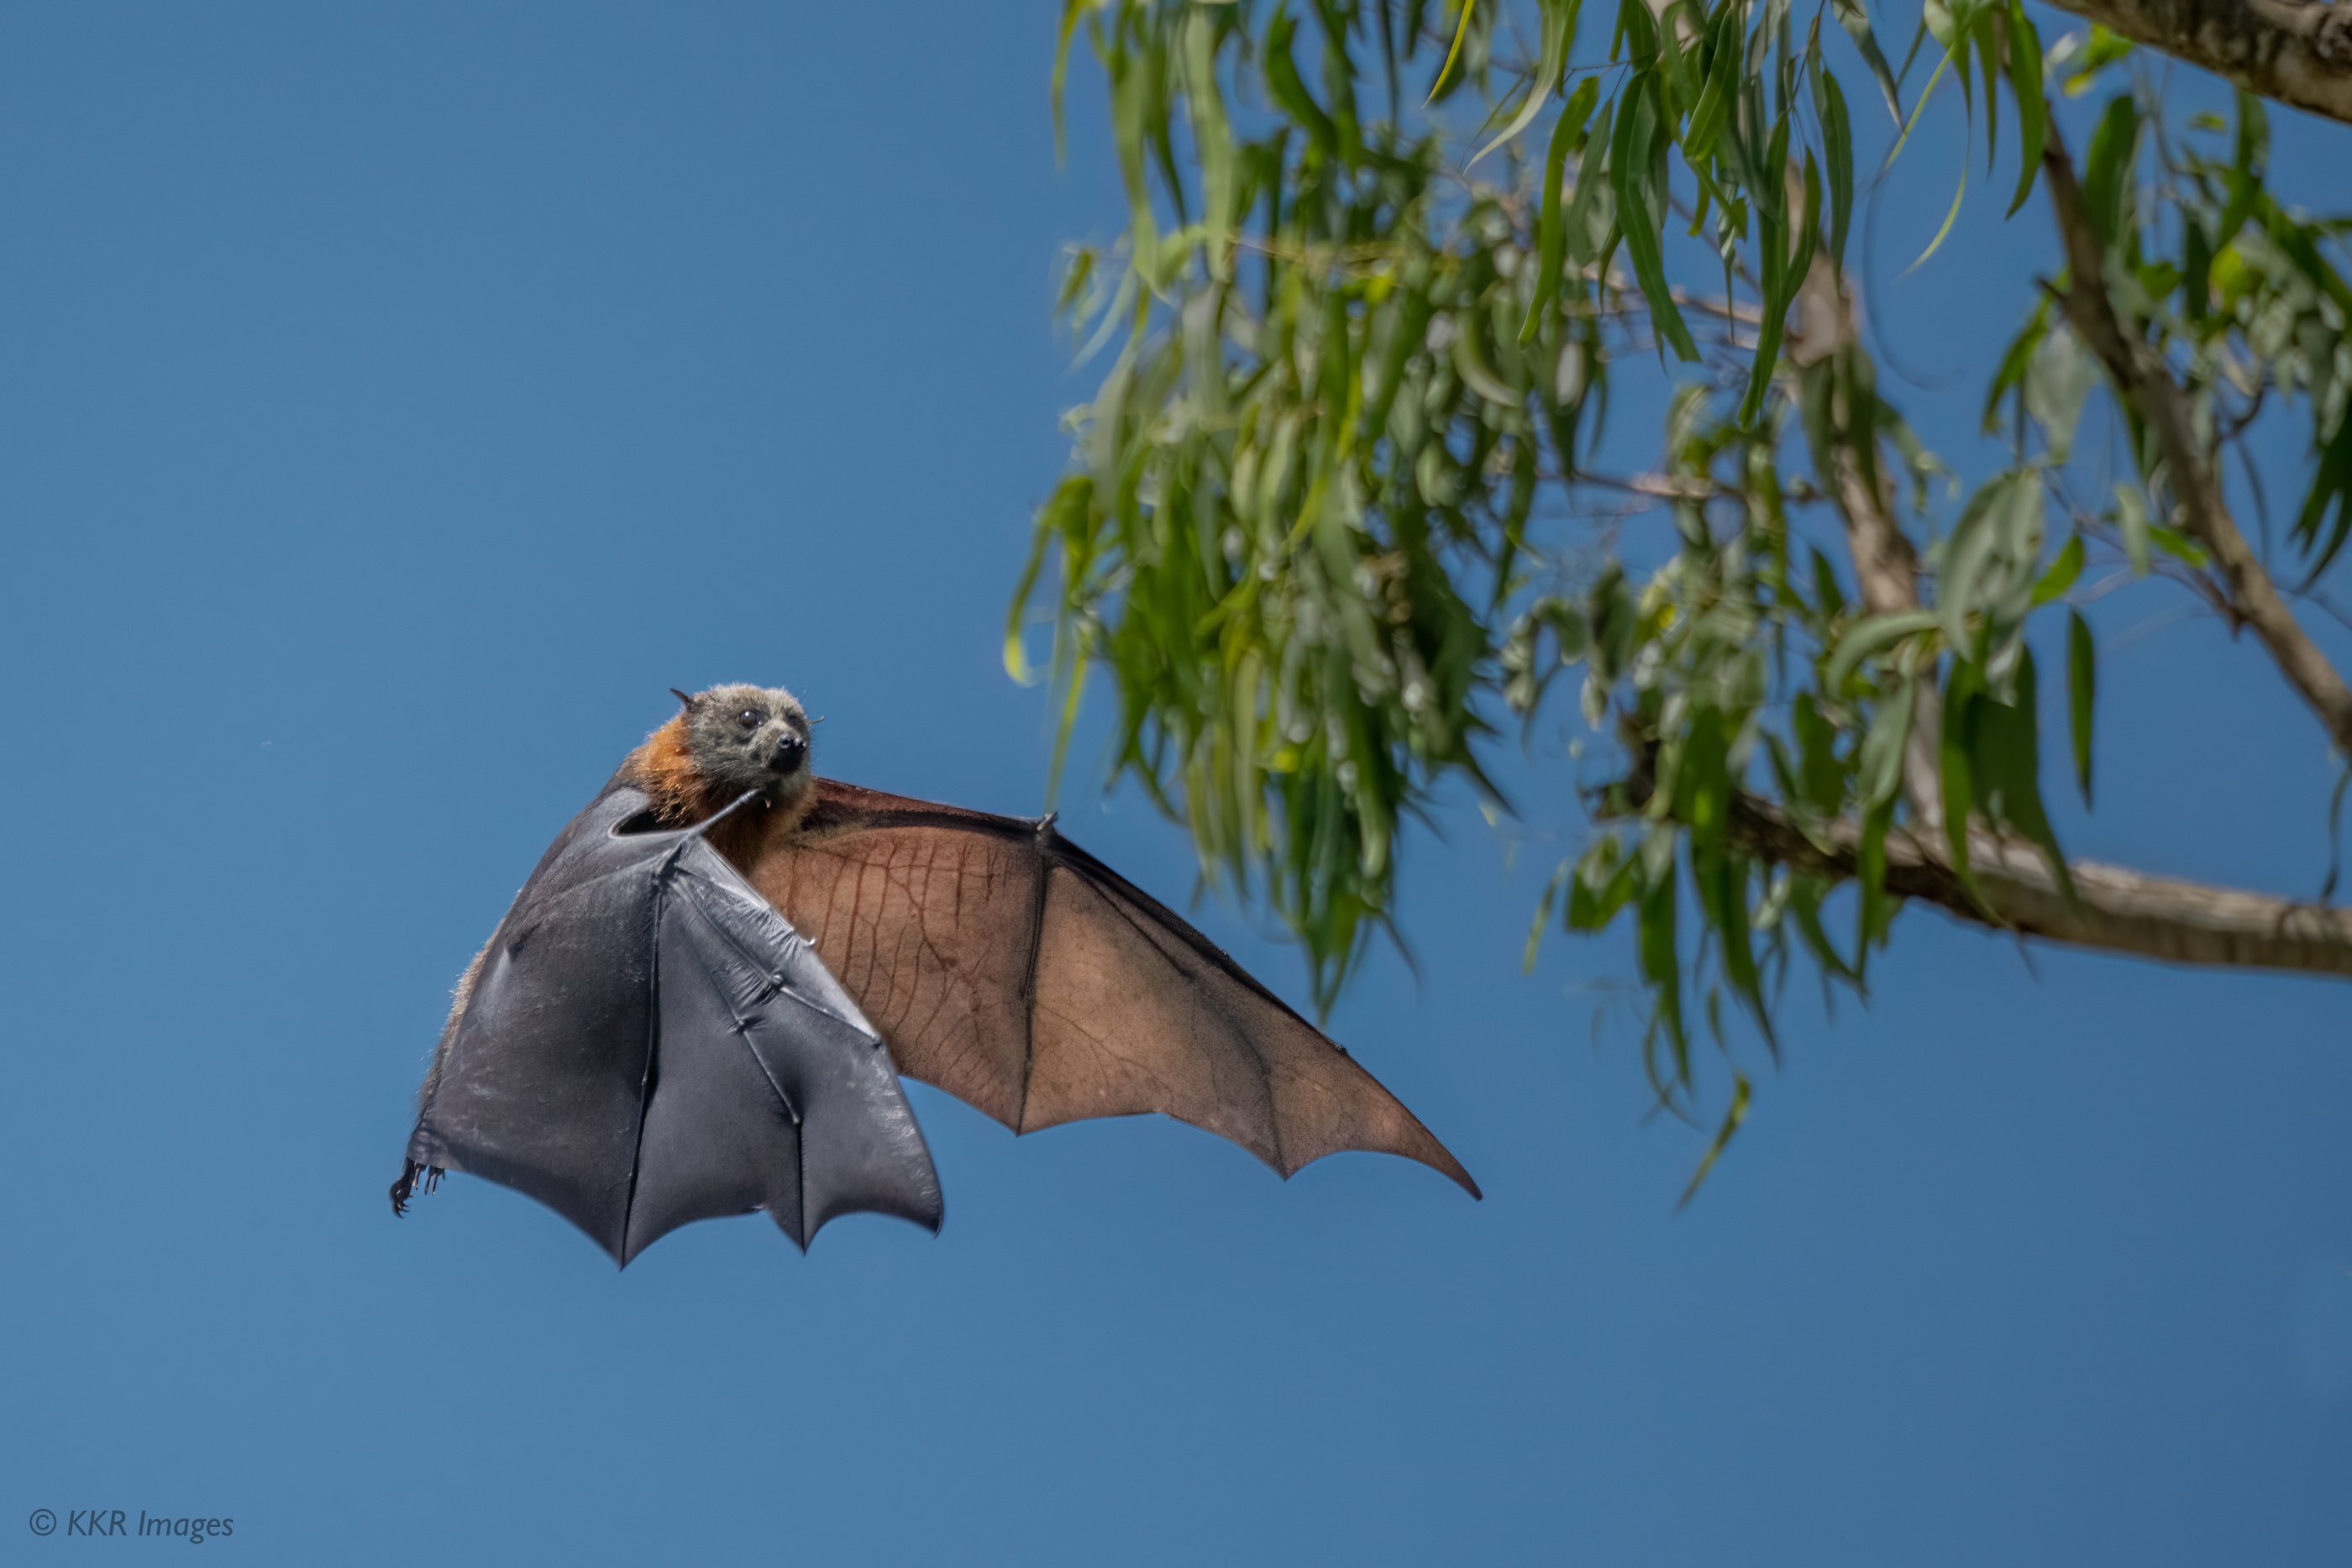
[[746, 779, 1479, 1198]]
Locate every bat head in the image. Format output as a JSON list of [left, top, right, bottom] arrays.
[[669, 683, 815, 805]]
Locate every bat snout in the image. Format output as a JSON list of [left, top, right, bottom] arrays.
[[769, 732, 808, 774]]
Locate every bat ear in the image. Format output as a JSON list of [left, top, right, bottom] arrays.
[[669, 687, 698, 712]]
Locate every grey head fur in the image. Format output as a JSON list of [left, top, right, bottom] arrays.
[[675, 683, 814, 804]]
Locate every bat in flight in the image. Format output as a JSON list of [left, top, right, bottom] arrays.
[[393, 684, 1477, 1264]]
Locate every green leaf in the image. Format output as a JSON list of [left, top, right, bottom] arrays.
[[1856, 677, 1918, 808], [1701, 847, 1773, 1048], [1522, 77, 1602, 343], [2057, 24, 2132, 97], [1788, 878, 1860, 985], [1567, 836, 1640, 931], [2031, 532, 2083, 606], [1976, 648, 2075, 901], [1820, 70, 1855, 273], [1367, 260, 1434, 438], [1791, 694, 1845, 812], [1677, 1073, 1751, 1209], [1451, 311, 1521, 406], [2148, 525, 2209, 570], [2082, 92, 2139, 249], [2181, 218, 2211, 324], [1473, 0, 1579, 166], [2294, 405, 2352, 581], [2213, 91, 2267, 249], [2024, 323, 2094, 463], [1050, 0, 1089, 161], [1740, 151, 1819, 424], [1265, 8, 1341, 159], [1106, 29, 1165, 281], [1903, 143, 1968, 275], [1935, 469, 2045, 641], [1183, 9, 1237, 279], [1672, 708, 1733, 844], [1009, 476, 1095, 682], [1831, 0, 1904, 123], [2115, 484, 2151, 576], [2000, 465, 2047, 573], [1637, 852, 1687, 1083], [2066, 610, 2095, 805], [1936, 474, 2012, 644], [1886, 44, 1952, 169], [1525, 858, 1572, 971], [1317, 0, 1363, 165], [1641, 0, 1698, 108], [1940, 657, 1982, 883], [1826, 610, 1940, 691], [1612, 91, 1701, 361], [1810, 547, 1848, 618], [1563, 96, 1616, 267], [1974, 13, 2000, 175], [1683, 0, 1740, 162], [1982, 298, 2047, 433], [2002, 0, 2045, 216], [1427, 0, 1478, 104], [1856, 797, 1896, 973]]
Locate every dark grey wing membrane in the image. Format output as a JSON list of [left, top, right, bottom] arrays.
[[401, 784, 941, 1265], [629, 849, 942, 1259]]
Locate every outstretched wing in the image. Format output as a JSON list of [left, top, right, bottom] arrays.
[[742, 779, 1478, 1197], [401, 786, 942, 1265]]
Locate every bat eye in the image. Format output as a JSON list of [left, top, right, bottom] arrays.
[[737, 708, 764, 731]]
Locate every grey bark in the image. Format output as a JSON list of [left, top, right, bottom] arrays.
[[1730, 792, 2352, 978], [2042, 128, 2352, 763], [2040, 0, 2352, 130]]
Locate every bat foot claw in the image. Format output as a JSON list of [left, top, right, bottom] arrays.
[[388, 1160, 442, 1217]]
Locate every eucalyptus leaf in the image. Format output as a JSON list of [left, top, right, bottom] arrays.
[[2067, 610, 2096, 805], [2024, 323, 2095, 462], [1826, 611, 1941, 692]]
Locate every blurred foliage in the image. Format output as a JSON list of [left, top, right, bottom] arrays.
[[1012, 0, 2352, 1185]]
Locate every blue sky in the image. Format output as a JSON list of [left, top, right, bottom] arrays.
[[2, 3, 2348, 1563]]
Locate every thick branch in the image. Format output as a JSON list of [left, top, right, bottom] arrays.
[[2042, 127, 2352, 759], [1730, 793, 2352, 978], [2039, 0, 2352, 129]]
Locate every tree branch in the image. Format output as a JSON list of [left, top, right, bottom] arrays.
[[1791, 250, 1947, 823], [1728, 791, 2352, 978], [2042, 123, 2352, 760], [2039, 0, 2352, 128]]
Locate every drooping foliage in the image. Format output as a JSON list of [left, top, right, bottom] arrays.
[[1014, 0, 2352, 1183]]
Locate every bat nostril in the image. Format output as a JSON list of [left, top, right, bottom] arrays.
[[769, 734, 807, 773]]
